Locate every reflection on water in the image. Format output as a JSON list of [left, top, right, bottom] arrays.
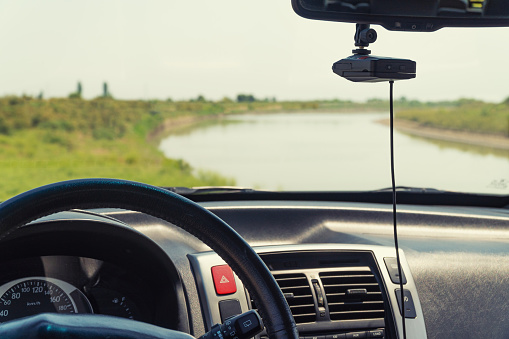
[[400, 131, 509, 160], [166, 118, 245, 137], [159, 112, 509, 194]]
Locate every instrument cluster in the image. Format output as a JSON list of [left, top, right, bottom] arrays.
[[0, 256, 154, 324]]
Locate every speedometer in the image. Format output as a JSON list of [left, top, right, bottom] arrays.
[[0, 277, 92, 323]]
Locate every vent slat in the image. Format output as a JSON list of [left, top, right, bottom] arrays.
[[322, 274, 374, 278], [330, 310, 385, 315], [293, 313, 317, 317], [276, 277, 307, 281], [289, 304, 315, 309], [280, 285, 311, 290], [322, 283, 379, 287], [328, 301, 384, 306], [326, 292, 382, 297]]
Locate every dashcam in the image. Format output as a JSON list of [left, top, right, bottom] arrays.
[[333, 54, 416, 82]]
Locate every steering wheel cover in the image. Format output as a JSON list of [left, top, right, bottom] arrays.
[[0, 178, 298, 339]]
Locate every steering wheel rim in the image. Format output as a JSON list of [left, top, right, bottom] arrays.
[[0, 178, 298, 339]]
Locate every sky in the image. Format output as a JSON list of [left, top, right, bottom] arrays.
[[0, 0, 508, 103]]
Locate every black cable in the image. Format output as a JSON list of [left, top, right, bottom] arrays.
[[389, 80, 406, 339]]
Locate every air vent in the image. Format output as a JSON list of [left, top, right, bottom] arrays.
[[251, 273, 316, 325], [320, 268, 385, 322]]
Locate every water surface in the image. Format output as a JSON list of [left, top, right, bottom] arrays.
[[159, 112, 509, 194]]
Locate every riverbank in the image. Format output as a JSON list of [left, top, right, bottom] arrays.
[[394, 100, 509, 137], [147, 114, 223, 142], [1, 95, 507, 199], [377, 118, 509, 150], [0, 98, 326, 200]]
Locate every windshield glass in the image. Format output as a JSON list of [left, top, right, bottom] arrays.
[[0, 1, 508, 199]]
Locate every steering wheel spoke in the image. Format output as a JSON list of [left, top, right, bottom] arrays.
[[0, 313, 196, 339]]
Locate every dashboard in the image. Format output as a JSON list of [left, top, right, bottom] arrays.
[[0, 198, 508, 339]]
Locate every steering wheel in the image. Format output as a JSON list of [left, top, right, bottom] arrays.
[[0, 179, 299, 339]]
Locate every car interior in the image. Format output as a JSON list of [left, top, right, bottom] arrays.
[[0, 1, 508, 339]]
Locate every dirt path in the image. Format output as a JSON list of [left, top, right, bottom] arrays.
[[147, 114, 223, 142], [377, 118, 509, 150]]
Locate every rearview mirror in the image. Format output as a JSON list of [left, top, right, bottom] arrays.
[[292, 0, 509, 31]]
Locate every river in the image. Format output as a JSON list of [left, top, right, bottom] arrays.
[[159, 112, 509, 194]]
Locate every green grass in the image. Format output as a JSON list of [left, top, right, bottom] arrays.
[[0, 128, 235, 200], [395, 99, 509, 136]]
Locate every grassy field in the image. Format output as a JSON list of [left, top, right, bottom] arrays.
[[395, 98, 509, 137], [0, 96, 321, 200]]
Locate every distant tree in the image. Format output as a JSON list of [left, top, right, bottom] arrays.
[[503, 96, 509, 105], [237, 94, 256, 102], [37, 92, 43, 100], [69, 81, 83, 99], [166, 97, 173, 102], [196, 95, 206, 102], [102, 82, 113, 99]]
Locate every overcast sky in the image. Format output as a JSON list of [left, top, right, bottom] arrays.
[[0, 0, 508, 102]]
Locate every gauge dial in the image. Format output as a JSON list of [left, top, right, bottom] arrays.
[[0, 277, 91, 323], [88, 288, 141, 320]]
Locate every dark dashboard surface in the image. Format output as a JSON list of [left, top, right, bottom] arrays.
[[0, 199, 508, 339], [103, 200, 509, 339]]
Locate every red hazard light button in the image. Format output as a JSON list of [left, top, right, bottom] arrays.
[[211, 264, 237, 295]]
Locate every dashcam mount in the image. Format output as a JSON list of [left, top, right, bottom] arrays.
[[333, 24, 416, 83]]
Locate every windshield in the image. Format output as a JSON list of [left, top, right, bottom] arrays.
[[0, 1, 508, 199]]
